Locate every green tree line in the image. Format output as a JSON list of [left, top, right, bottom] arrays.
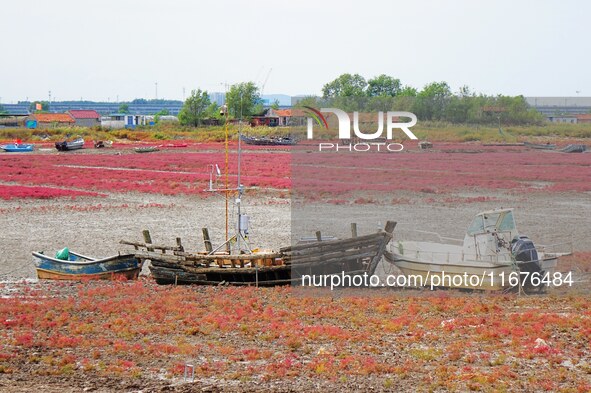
[[178, 74, 544, 127], [178, 83, 264, 127], [307, 73, 544, 125]]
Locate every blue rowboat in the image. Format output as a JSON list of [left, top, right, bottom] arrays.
[[32, 251, 142, 281], [0, 143, 34, 152]]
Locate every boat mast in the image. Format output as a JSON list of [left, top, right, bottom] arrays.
[[237, 94, 243, 252], [223, 103, 229, 249], [207, 93, 250, 255]]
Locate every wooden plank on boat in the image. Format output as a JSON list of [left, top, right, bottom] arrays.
[[120, 240, 183, 252], [368, 221, 396, 274], [134, 252, 185, 263], [285, 244, 379, 264], [281, 232, 390, 254], [178, 251, 283, 260], [137, 250, 282, 262], [180, 264, 289, 275], [202, 228, 213, 253], [142, 230, 154, 252], [149, 259, 187, 269], [289, 251, 377, 268]]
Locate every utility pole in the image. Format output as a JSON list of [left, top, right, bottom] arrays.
[[48, 90, 51, 111], [155, 82, 158, 100]]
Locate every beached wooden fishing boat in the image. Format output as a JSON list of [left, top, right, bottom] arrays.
[[240, 135, 297, 146], [385, 209, 564, 291], [143, 248, 288, 286], [122, 222, 395, 286], [32, 250, 142, 280], [55, 137, 84, 151], [0, 143, 34, 152]]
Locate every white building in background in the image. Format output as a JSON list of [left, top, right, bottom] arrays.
[[526, 97, 591, 116], [100, 114, 147, 129], [546, 115, 578, 124]]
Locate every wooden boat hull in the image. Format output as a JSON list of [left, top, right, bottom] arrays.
[[36, 267, 141, 281], [32, 251, 142, 281], [126, 222, 396, 287], [149, 263, 293, 286]]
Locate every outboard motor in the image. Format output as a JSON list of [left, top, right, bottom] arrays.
[[55, 141, 67, 151], [511, 235, 542, 288], [512, 236, 538, 264]]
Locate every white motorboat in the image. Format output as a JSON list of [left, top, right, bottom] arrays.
[[386, 209, 561, 291]]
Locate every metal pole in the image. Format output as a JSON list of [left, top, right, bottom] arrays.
[[225, 109, 229, 248], [237, 93, 243, 252]]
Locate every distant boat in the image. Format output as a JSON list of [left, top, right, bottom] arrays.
[[55, 137, 84, 151], [0, 143, 34, 152], [94, 140, 113, 148], [560, 144, 588, 153], [160, 143, 188, 148], [523, 141, 556, 150], [32, 250, 142, 280], [241, 135, 297, 146], [134, 146, 160, 153]]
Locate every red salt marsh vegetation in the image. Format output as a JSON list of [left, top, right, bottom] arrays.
[[0, 143, 589, 203], [1, 141, 590, 392], [0, 146, 291, 197], [1, 280, 590, 392], [293, 144, 591, 199]]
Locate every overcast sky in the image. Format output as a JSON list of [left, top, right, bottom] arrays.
[[1, 0, 589, 103]]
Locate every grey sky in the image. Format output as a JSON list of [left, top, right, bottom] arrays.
[[1, 0, 589, 102]]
